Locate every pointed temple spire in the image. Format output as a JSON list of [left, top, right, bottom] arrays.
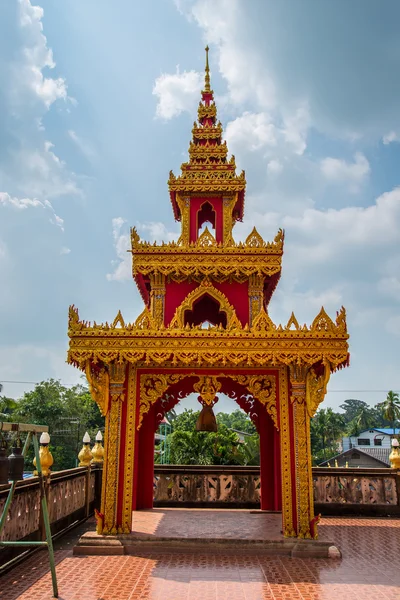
[[203, 45, 211, 93], [168, 46, 246, 222]]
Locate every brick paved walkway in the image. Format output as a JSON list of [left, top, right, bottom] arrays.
[[0, 514, 399, 599]]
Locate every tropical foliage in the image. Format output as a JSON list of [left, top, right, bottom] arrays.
[[1, 379, 398, 468], [0, 379, 104, 471]]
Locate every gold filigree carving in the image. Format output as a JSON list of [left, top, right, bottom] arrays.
[[251, 307, 276, 334], [248, 274, 264, 325], [109, 362, 127, 403], [306, 362, 331, 417], [311, 307, 335, 333], [289, 364, 316, 539], [170, 280, 237, 329], [112, 310, 125, 329], [245, 227, 266, 248], [86, 362, 110, 416], [197, 226, 216, 247], [138, 373, 188, 428], [226, 374, 277, 429], [150, 273, 166, 326], [285, 313, 300, 331], [121, 365, 137, 533], [101, 395, 122, 535], [134, 307, 157, 330], [193, 375, 222, 405], [279, 367, 295, 537]]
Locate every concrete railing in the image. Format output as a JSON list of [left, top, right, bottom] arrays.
[[0, 466, 102, 569], [154, 465, 400, 515], [1, 464, 399, 567]]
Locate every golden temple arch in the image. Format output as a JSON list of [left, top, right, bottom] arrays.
[[67, 48, 349, 539]]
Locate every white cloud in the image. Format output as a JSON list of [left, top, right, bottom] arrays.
[[284, 187, 400, 249], [107, 220, 180, 282], [12, 0, 67, 111], [137, 221, 179, 243], [1, 141, 81, 201], [68, 130, 95, 161], [153, 67, 203, 120], [281, 104, 309, 156], [107, 217, 131, 282], [225, 112, 276, 152], [0, 192, 44, 210], [383, 131, 400, 145], [320, 152, 370, 192], [60, 246, 71, 255], [0, 192, 64, 230]]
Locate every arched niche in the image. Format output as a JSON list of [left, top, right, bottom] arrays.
[[184, 293, 227, 328], [197, 201, 216, 237]]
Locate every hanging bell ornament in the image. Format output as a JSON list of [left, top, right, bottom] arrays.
[[196, 404, 218, 432], [0, 445, 9, 485], [8, 441, 24, 482]]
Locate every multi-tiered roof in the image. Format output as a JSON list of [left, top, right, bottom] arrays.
[[168, 46, 246, 220]]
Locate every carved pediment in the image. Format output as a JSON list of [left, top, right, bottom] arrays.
[[197, 226, 217, 247], [245, 227, 265, 248]]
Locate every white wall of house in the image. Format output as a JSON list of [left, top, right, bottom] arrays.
[[342, 429, 393, 451]]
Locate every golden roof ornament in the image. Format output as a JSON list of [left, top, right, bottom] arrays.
[[203, 45, 211, 93]]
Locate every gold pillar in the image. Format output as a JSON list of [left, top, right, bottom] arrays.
[[248, 274, 264, 326], [99, 361, 127, 535], [289, 364, 315, 539], [150, 273, 166, 326], [120, 365, 137, 533], [279, 367, 296, 537], [222, 196, 236, 246]]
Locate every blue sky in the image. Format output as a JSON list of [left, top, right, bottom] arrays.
[[0, 0, 399, 413]]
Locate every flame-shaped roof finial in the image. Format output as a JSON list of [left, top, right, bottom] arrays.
[[204, 45, 211, 93]]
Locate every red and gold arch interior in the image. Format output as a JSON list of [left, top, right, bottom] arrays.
[[67, 47, 349, 540]]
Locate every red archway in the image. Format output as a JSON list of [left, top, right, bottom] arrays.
[[132, 372, 281, 513]]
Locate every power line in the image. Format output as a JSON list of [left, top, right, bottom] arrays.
[[0, 380, 79, 387]]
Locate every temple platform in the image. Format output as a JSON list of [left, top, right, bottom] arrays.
[[73, 509, 340, 559]]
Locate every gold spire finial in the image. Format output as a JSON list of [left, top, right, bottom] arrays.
[[204, 45, 211, 92]]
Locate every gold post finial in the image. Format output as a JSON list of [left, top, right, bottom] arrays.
[[204, 45, 210, 92]]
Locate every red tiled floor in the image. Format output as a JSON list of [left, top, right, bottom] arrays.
[[130, 509, 283, 540], [0, 515, 399, 599]]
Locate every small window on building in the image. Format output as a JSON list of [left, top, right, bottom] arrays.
[[374, 438, 382, 446], [351, 452, 360, 459], [357, 438, 370, 446]]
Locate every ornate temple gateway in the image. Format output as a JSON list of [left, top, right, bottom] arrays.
[[67, 48, 349, 539]]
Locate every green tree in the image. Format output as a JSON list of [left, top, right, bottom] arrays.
[[339, 399, 371, 424], [216, 410, 256, 434], [13, 379, 104, 471], [346, 406, 375, 436], [0, 396, 18, 421], [311, 408, 344, 464], [242, 434, 260, 465], [378, 390, 400, 436], [167, 423, 245, 465]]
